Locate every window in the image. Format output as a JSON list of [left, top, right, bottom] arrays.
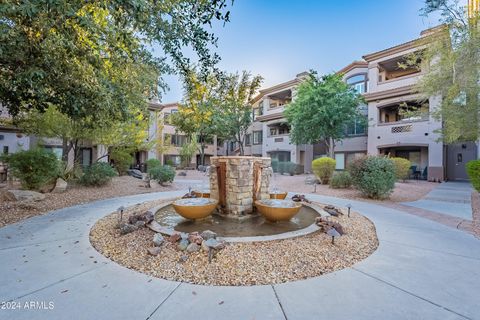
[[335, 153, 345, 170], [2, 146, 8, 154], [245, 134, 251, 146], [171, 134, 188, 146], [44, 147, 63, 159], [253, 131, 262, 144], [346, 74, 368, 94], [346, 117, 366, 136], [269, 123, 290, 136]]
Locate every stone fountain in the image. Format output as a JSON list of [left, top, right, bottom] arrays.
[[209, 156, 272, 218]]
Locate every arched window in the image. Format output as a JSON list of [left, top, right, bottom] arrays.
[[346, 74, 368, 93]]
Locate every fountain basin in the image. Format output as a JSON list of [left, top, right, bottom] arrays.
[[255, 199, 302, 222], [193, 190, 210, 198], [172, 198, 218, 220], [270, 191, 288, 199]]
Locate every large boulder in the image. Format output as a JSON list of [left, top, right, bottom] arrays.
[[0, 190, 17, 202], [52, 178, 68, 193], [9, 190, 46, 202]]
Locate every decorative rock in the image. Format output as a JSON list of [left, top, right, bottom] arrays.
[[186, 243, 200, 253], [188, 232, 203, 245], [177, 239, 189, 251], [134, 220, 145, 228], [119, 223, 137, 235], [182, 191, 197, 198], [52, 178, 68, 193], [324, 205, 343, 217], [0, 190, 17, 202], [180, 232, 189, 240], [178, 255, 188, 263], [9, 190, 45, 202], [315, 217, 344, 235], [128, 211, 154, 224], [291, 194, 311, 203], [177, 171, 187, 176], [147, 247, 162, 256], [204, 238, 225, 250], [201, 240, 210, 252], [153, 233, 164, 247], [168, 233, 181, 243], [200, 230, 217, 240]]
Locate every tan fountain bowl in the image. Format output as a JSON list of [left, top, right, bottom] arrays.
[[193, 190, 210, 198], [172, 198, 218, 220], [269, 192, 288, 200], [255, 199, 302, 222]]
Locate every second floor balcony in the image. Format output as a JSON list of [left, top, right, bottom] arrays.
[[378, 101, 429, 126]]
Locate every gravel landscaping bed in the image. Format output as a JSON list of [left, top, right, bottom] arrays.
[[0, 176, 181, 227], [90, 200, 378, 286]]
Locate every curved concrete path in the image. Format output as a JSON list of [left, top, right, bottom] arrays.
[[1, 190, 479, 320]]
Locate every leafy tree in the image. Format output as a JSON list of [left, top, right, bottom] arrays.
[[180, 134, 199, 167], [170, 71, 222, 165], [214, 71, 263, 155], [417, 0, 480, 143], [0, 0, 231, 122], [284, 72, 364, 158]]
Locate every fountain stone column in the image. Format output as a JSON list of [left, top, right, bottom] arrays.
[[209, 156, 272, 217]]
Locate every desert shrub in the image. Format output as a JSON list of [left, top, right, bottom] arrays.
[[277, 161, 286, 174], [349, 156, 396, 199], [271, 159, 279, 173], [109, 148, 133, 175], [149, 165, 175, 185], [80, 162, 117, 186], [312, 157, 336, 184], [466, 160, 480, 192], [146, 158, 161, 171], [2, 148, 60, 190], [391, 157, 411, 181], [330, 171, 352, 189]]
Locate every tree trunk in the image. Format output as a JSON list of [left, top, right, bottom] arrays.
[[61, 137, 69, 162], [327, 137, 335, 158], [238, 133, 244, 156], [200, 143, 206, 166]]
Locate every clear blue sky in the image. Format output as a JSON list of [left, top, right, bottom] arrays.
[[160, 0, 444, 103]]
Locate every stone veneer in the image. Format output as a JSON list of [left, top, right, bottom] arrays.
[[209, 156, 272, 217]]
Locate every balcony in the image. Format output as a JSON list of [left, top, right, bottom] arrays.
[[378, 101, 429, 126]]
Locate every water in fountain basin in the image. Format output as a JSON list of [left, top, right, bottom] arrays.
[[155, 204, 319, 237]]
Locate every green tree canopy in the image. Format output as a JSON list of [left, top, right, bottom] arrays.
[[284, 72, 364, 158], [0, 0, 231, 121], [214, 71, 263, 155], [170, 71, 223, 165], [418, 0, 480, 143]]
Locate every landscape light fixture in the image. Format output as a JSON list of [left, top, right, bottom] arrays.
[[346, 204, 352, 217], [327, 228, 341, 244], [117, 206, 125, 222]]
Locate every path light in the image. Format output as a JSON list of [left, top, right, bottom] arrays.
[[346, 204, 352, 217], [117, 206, 125, 223], [327, 228, 341, 244]]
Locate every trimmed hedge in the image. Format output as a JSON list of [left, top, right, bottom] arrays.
[[312, 157, 336, 184], [348, 156, 396, 199], [80, 162, 117, 186], [2, 148, 60, 190], [391, 157, 411, 181], [330, 171, 352, 189], [466, 160, 480, 192], [149, 165, 175, 185]]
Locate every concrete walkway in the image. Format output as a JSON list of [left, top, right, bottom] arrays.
[[402, 181, 473, 220], [1, 190, 479, 320]]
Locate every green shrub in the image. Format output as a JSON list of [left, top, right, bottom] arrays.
[[148, 165, 175, 185], [466, 160, 480, 192], [349, 156, 396, 199], [165, 159, 175, 166], [146, 158, 161, 171], [330, 171, 352, 189], [80, 162, 117, 186], [271, 159, 279, 173], [312, 157, 336, 184], [109, 149, 133, 175], [2, 148, 60, 190], [391, 157, 411, 181]]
